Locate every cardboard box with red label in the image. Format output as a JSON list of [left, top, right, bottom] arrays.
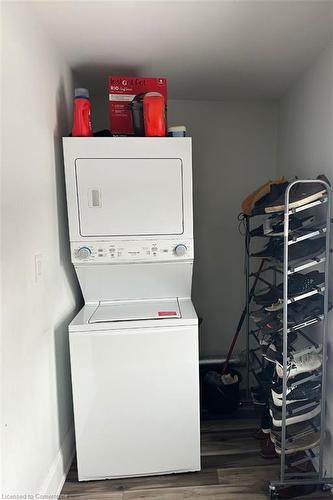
[[108, 76, 167, 135]]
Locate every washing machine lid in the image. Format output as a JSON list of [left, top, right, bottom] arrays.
[[88, 298, 181, 323]]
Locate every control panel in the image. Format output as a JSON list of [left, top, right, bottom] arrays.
[[71, 240, 193, 264]]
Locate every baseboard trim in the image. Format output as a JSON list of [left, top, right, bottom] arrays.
[[40, 425, 75, 498]]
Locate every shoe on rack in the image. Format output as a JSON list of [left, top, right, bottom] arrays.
[[271, 370, 321, 396], [264, 177, 328, 214], [286, 294, 326, 326], [254, 288, 281, 306], [274, 430, 320, 455], [271, 379, 321, 407], [254, 300, 314, 328], [287, 271, 325, 297], [271, 418, 320, 445], [262, 332, 298, 363], [275, 352, 322, 379], [252, 238, 283, 259], [261, 330, 298, 351], [255, 271, 325, 307], [241, 177, 287, 216], [265, 299, 284, 312], [274, 236, 327, 264], [250, 214, 316, 238], [252, 182, 289, 216], [270, 399, 321, 426]]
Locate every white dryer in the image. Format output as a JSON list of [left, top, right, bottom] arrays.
[[63, 137, 200, 481]]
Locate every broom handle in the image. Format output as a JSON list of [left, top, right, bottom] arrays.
[[222, 259, 265, 375]]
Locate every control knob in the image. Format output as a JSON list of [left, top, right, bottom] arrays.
[[76, 247, 91, 260], [174, 244, 187, 257]]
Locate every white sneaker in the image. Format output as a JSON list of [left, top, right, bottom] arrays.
[[265, 299, 283, 312], [276, 352, 322, 379]]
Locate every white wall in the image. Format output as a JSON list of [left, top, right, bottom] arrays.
[[1, 3, 81, 496], [278, 43, 333, 477], [168, 100, 278, 356]]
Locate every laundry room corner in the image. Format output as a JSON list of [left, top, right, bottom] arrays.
[[2, 1, 333, 499]]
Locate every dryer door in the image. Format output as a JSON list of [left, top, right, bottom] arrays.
[[75, 158, 184, 237]]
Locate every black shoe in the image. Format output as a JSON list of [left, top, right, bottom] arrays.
[[287, 294, 331, 327], [265, 179, 328, 214], [271, 380, 321, 406], [254, 271, 324, 306], [251, 182, 289, 216], [254, 288, 281, 305], [260, 236, 326, 264], [270, 399, 320, 426], [271, 370, 321, 395], [252, 238, 283, 259], [276, 237, 327, 264], [287, 271, 325, 297], [262, 332, 298, 363], [253, 237, 326, 264], [250, 214, 315, 238]]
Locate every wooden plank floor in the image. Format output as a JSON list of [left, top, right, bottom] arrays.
[[60, 414, 332, 499]]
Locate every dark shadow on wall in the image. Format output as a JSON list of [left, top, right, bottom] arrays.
[[53, 77, 83, 450]]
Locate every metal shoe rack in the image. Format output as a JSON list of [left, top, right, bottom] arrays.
[[243, 179, 333, 497]]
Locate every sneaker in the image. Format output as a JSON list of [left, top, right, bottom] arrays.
[[265, 299, 284, 312], [254, 288, 281, 305], [263, 333, 299, 363], [251, 181, 289, 217], [276, 352, 322, 379], [252, 238, 283, 259], [255, 271, 325, 306], [264, 179, 327, 214], [261, 330, 297, 352], [271, 418, 320, 444], [270, 400, 321, 426], [271, 380, 321, 406], [274, 430, 320, 455], [271, 371, 321, 396], [286, 294, 326, 326], [241, 177, 287, 216], [250, 214, 315, 238], [274, 236, 326, 264], [260, 295, 328, 332]]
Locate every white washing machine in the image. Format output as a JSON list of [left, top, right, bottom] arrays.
[[63, 137, 200, 481]]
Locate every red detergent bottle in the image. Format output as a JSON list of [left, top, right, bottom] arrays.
[[71, 88, 93, 137]]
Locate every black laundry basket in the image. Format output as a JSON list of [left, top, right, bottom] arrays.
[[202, 367, 242, 414]]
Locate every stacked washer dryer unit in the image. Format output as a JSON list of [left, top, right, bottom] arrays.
[[63, 138, 200, 481]]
